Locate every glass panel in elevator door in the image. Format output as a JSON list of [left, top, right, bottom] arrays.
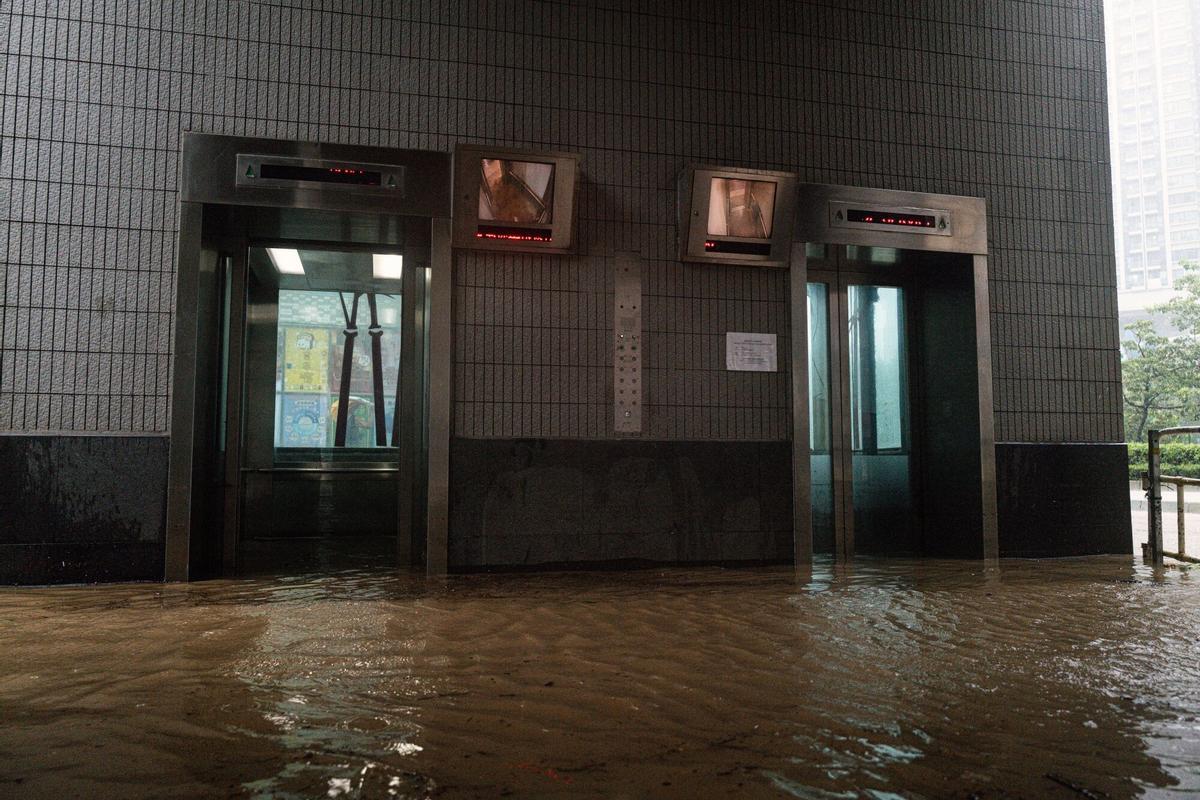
[[275, 289, 402, 451], [247, 246, 406, 465], [847, 284, 912, 553], [807, 282, 835, 554]]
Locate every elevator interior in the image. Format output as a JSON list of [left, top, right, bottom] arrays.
[[166, 135, 451, 579], [792, 185, 996, 562]]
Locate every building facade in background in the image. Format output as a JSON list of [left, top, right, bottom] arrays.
[[0, 1, 1132, 583], [1106, 0, 1200, 329]]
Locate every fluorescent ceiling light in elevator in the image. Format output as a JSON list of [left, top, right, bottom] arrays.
[[372, 254, 403, 280], [264, 248, 402, 288], [267, 248, 305, 275]]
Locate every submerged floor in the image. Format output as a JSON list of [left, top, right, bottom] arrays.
[[2, 558, 1200, 799]]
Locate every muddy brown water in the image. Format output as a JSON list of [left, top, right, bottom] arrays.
[[3, 557, 1200, 799]]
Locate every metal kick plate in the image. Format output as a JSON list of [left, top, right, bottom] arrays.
[[614, 253, 642, 433]]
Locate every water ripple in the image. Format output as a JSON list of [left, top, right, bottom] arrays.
[[2, 557, 1200, 797]]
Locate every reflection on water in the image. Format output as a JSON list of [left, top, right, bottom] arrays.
[[2, 557, 1200, 798]]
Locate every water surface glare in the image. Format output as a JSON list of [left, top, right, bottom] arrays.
[[3, 557, 1200, 798]]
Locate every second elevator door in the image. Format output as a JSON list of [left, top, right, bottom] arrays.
[[809, 262, 916, 558]]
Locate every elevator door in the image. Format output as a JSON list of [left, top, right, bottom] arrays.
[[808, 250, 917, 557], [845, 280, 913, 554], [226, 243, 428, 571]]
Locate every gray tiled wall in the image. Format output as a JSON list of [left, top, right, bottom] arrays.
[[1, 0, 1122, 443]]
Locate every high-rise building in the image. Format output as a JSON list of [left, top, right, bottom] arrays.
[[1107, 0, 1200, 323]]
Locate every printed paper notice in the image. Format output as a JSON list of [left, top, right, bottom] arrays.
[[283, 327, 330, 393], [726, 332, 777, 372]]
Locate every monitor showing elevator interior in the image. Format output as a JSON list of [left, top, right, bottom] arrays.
[[478, 158, 555, 223], [707, 177, 777, 238]]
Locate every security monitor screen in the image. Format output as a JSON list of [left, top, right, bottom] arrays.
[[707, 177, 777, 239], [478, 159, 555, 223]]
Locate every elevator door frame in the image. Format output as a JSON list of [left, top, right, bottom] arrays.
[[789, 184, 997, 564], [166, 134, 454, 580]]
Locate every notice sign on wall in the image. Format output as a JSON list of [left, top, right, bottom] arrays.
[[726, 332, 778, 372]]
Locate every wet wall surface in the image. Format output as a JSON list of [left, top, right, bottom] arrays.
[[996, 443, 1133, 556], [449, 439, 793, 568], [0, 435, 167, 584], [2, 557, 1198, 799]]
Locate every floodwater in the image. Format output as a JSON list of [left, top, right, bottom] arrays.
[[3, 558, 1200, 799]]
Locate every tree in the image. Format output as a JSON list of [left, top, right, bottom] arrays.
[[1122, 262, 1200, 442]]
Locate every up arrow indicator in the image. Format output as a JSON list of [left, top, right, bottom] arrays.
[[245, 164, 255, 179]]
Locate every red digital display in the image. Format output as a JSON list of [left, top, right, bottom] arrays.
[[259, 163, 383, 186], [847, 209, 936, 228], [704, 239, 771, 256], [476, 224, 553, 243]]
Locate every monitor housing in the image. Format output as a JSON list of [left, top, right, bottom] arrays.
[[679, 165, 797, 266], [452, 145, 580, 253]]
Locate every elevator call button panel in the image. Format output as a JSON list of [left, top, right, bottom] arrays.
[[236, 154, 404, 195], [828, 200, 952, 236], [613, 253, 643, 434]]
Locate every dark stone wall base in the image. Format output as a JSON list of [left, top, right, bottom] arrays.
[[0, 435, 168, 584], [0, 435, 1134, 581], [449, 438, 794, 570], [0, 542, 165, 585], [996, 442, 1132, 557]]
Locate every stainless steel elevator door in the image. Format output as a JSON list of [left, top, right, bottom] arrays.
[[806, 280, 836, 555], [235, 245, 420, 551], [808, 246, 917, 558], [845, 282, 913, 553]]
